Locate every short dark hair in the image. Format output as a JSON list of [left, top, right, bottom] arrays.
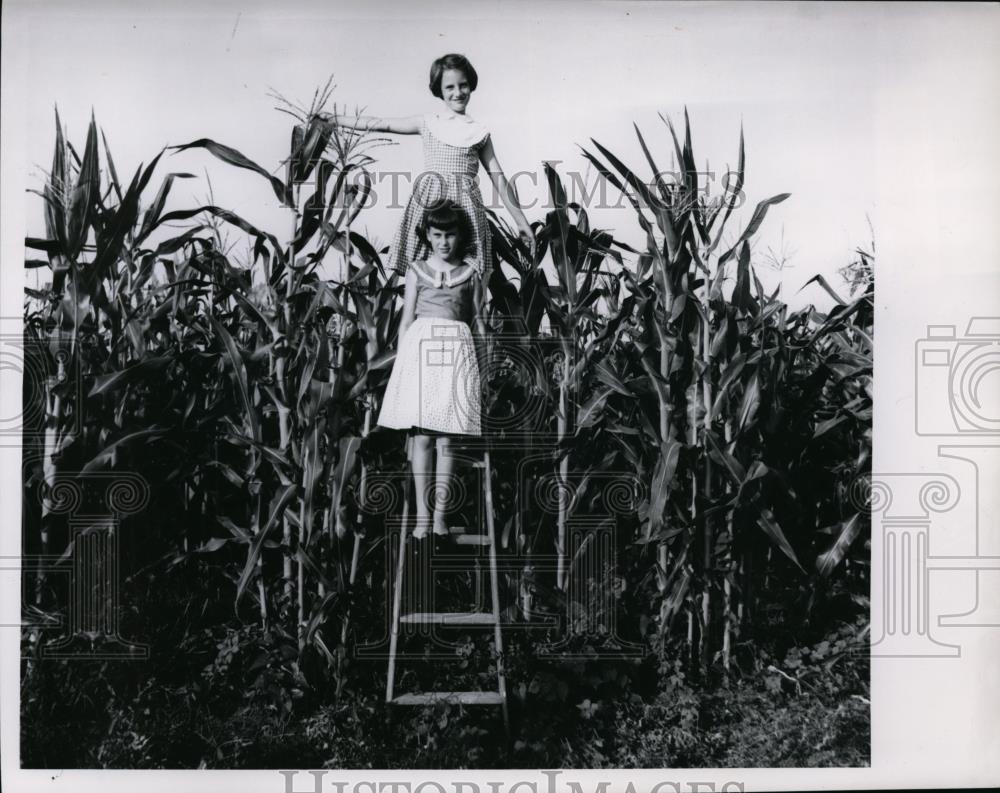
[[428, 54, 479, 99], [417, 201, 473, 258]]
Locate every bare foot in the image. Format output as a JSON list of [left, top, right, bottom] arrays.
[[432, 513, 450, 538], [412, 515, 432, 541]]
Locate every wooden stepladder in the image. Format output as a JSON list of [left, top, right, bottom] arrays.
[[385, 438, 509, 733]]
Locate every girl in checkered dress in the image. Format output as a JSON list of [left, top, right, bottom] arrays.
[[318, 53, 535, 285]]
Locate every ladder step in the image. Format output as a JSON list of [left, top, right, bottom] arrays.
[[392, 691, 504, 706], [400, 611, 497, 625], [453, 533, 490, 546]]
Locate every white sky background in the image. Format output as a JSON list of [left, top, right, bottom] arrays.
[[6, 0, 925, 309]]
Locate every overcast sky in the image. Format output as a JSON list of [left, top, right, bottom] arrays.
[[4, 1, 997, 309]]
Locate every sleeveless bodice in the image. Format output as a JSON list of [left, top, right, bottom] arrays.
[[412, 259, 477, 325], [420, 115, 487, 181]]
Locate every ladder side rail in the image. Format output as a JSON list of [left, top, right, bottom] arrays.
[[483, 448, 510, 732], [385, 440, 413, 704]]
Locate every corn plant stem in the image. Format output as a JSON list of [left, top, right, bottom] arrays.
[[556, 341, 569, 592], [723, 418, 734, 671], [183, 482, 192, 554], [253, 484, 267, 628], [655, 293, 673, 639], [701, 275, 714, 670], [522, 553, 533, 622], [39, 373, 61, 607], [743, 551, 753, 630], [722, 576, 732, 671], [336, 402, 370, 698], [688, 322, 699, 669], [280, 180, 301, 610], [207, 272, 266, 630], [340, 175, 353, 360], [331, 213, 351, 540], [280, 405, 293, 603], [246, 325, 267, 630], [737, 556, 745, 628], [110, 262, 124, 471], [334, 200, 359, 691], [648, 235, 674, 649], [297, 441, 308, 651], [51, 254, 84, 609], [513, 329, 533, 621]]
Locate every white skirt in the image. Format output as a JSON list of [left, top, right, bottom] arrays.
[[377, 316, 482, 435]]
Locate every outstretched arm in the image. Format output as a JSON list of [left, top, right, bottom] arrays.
[[317, 112, 421, 135], [479, 137, 535, 256]]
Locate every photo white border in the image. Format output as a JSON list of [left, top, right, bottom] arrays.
[[2, 1, 999, 791]]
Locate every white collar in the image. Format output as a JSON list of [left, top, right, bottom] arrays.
[[424, 111, 489, 148], [414, 259, 476, 288]]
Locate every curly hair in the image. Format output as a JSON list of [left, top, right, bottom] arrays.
[[416, 201, 473, 259], [428, 53, 479, 98]]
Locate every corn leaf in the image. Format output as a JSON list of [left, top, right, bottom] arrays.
[[66, 112, 100, 259], [816, 514, 862, 577], [169, 138, 292, 207], [756, 508, 804, 572], [235, 483, 298, 606]]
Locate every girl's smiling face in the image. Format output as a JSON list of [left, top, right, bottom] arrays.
[[440, 68, 472, 114], [427, 226, 460, 260]]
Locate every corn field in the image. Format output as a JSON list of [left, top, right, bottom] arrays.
[[20, 102, 872, 766]]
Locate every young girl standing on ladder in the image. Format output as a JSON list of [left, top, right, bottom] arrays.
[[376, 202, 484, 545]]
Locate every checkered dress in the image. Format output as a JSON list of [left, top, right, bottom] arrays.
[[387, 116, 493, 284]]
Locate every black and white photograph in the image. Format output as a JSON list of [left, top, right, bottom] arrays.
[[1, 1, 997, 790]]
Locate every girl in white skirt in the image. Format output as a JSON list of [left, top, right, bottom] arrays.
[[377, 201, 485, 543]]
